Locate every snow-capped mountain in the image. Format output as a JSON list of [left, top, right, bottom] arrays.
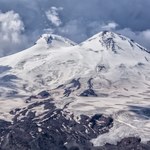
[[1, 31, 150, 97], [0, 31, 150, 150]]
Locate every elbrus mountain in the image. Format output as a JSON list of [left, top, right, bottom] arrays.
[[0, 31, 150, 150]]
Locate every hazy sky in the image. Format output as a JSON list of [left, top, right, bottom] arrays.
[[0, 0, 150, 56]]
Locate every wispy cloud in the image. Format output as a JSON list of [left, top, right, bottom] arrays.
[[46, 7, 63, 27], [101, 22, 118, 30]]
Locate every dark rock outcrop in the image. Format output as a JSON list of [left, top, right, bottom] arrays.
[[80, 89, 97, 97], [0, 98, 113, 150]]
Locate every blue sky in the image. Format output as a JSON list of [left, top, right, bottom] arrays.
[[0, 0, 150, 56]]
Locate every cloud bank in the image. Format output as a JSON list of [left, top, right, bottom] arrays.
[[0, 0, 150, 56]]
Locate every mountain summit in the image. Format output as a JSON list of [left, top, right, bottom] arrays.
[[35, 34, 76, 47], [82, 31, 149, 57], [0, 31, 150, 149]]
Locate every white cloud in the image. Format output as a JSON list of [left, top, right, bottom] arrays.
[[46, 7, 63, 27], [0, 10, 27, 56], [142, 30, 150, 40], [0, 11, 24, 43], [101, 22, 118, 30]]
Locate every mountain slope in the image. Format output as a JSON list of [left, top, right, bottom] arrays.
[[1, 31, 150, 97], [0, 31, 150, 149]]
